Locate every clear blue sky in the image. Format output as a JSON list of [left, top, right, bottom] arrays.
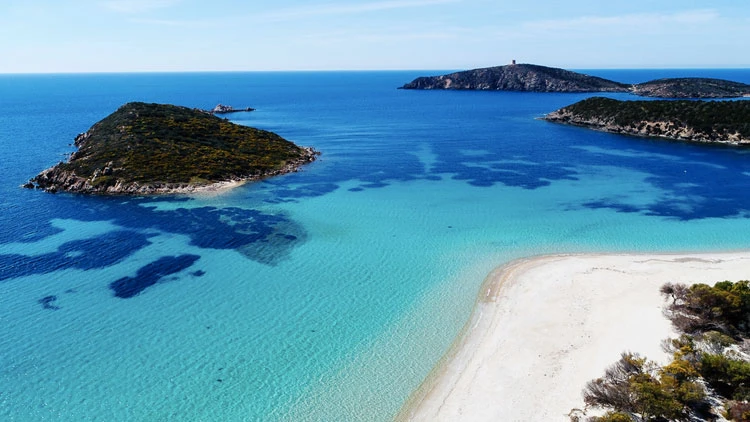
[[1, 0, 748, 73]]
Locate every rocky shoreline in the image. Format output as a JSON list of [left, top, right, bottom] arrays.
[[26, 147, 320, 195], [544, 101, 750, 145]]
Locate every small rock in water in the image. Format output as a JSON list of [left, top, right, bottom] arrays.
[[38, 295, 61, 310]]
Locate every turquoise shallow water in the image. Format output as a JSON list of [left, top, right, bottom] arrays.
[[1, 70, 750, 421]]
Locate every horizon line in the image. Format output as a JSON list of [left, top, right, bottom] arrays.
[[2, 65, 750, 76]]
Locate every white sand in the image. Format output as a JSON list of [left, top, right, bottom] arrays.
[[398, 252, 750, 421], [163, 179, 247, 195]]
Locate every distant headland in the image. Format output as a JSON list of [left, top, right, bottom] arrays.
[[630, 78, 750, 98], [401, 62, 750, 98], [401, 63, 628, 93], [543, 97, 750, 145], [25, 102, 318, 195]]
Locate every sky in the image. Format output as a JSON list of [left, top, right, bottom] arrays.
[[1, 0, 749, 73]]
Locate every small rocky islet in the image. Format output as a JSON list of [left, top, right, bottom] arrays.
[[25, 102, 318, 195], [208, 103, 255, 114]]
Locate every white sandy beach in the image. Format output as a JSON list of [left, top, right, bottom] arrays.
[[398, 252, 750, 421], [175, 179, 247, 195]]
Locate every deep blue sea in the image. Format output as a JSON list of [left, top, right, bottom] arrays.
[[2, 69, 750, 421]]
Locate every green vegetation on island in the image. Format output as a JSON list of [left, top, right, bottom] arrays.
[[26, 102, 318, 194], [401, 63, 750, 98], [573, 280, 750, 422], [544, 97, 750, 145]]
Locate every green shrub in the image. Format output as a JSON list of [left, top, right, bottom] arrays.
[[591, 411, 633, 422], [583, 352, 703, 421], [663, 281, 750, 337], [700, 353, 750, 401]]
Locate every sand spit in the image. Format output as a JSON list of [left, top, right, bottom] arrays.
[[398, 252, 750, 421]]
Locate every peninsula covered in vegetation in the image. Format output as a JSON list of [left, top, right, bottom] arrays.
[[26, 102, 318, 195], [401, 63, 750, 98], [544, 97, 750, 145]]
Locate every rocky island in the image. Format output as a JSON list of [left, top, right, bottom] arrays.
[[401, 63, 750, 98], [401, 63, 629, 93], [630, 77, 750, 98], [26, 102, 318, 195], [543, 97, 750, 145]]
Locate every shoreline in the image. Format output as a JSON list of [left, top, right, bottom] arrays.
[[164, 179, 248, 195], [26, 146, 320, 196], [543, 116, 750, 146], [396, 251, 750, 421]]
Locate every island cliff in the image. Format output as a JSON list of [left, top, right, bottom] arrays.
[[401, 64, 750, 98], [543, 97, 750, 145], [26, 102, 318, 195]]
